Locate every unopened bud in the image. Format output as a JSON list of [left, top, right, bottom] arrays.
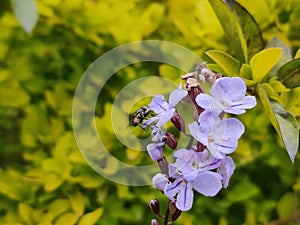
[[157, 157, 169, 176], [151, 219, 160, 225], [171, 209, 182, 222], [171, 112, 185, 133], [168, 201, 177, 214], [149, 199, 160, 215], [216, 73, 222, 79], [196, 141, 206, 152], [165, 132, 177, 150]]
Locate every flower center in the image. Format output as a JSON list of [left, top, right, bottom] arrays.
[[192, 162, 199, 169]]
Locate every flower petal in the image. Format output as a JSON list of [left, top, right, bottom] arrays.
[[211, 77, 246, 102], [220, 118, 245, 140], [196, 93, 223, 113], [164, 179, 183, 201], [169, 85, 188, 107], [156, 108, 175, 127], [147, 143, 163, 161], [149, 95, 169, 114], [175, 182, 194, 211], [192, 171, 222, 196], [218, 156, 235, 188], [225, 96, 257, 114], [152, 173, 168, 191], [188, 121, 208, 146]]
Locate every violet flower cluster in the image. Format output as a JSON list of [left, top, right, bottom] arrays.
[[143, 63, 256, 224]]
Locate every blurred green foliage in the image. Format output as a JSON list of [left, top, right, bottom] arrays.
[[0, 0, 300, 224]]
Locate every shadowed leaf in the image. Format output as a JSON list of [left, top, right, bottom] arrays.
[[266, 37, 293, 77], [256, 84, 299, 163], [278, 58, 300, 88], [208, 0, 248, 63], [225, 0, 263, 59]]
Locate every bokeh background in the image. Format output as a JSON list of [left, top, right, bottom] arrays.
[[1, 0, 300, 224]]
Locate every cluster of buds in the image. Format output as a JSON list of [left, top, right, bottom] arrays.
[[141, 63, 257, 224]]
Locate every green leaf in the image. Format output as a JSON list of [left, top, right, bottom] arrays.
[[256, 84, 299, 163], [225, 0, 263, 59], [277, 58, 300, 88], [0, 79, 30, 108], [78, 208, 103, 225], [227, 180, 260, 202], [239, 63, 252, 80], [208, 0, 248, 63], [10, 0, 39, 34], [250, 48, 282, 83], [277, 192, 294, 219], [205, 50, 240, 76], [266, 37, 293, 77]]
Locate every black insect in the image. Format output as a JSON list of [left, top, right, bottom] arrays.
[[131, 106, 151, 127]]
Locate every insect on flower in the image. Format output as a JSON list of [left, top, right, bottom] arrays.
[[131, 106, 151, 127]]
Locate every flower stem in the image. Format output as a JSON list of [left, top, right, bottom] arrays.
[[164, 201, 171, 225], [186, 136, 194, 149]]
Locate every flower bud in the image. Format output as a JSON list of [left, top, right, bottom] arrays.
[[157, 156, 169, 176], [164, 132, 177, 150], [171, 209, 182, 222], [149, 199, 160, 215], [168, 201, 177, 214], [151, 219, 160, 225], [196, 141, 206, 152], [171, 112, 185, 133]]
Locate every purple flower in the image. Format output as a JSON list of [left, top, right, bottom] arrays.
[[196, 77, 256, 115], [152, 149, 224, 211], [147, 126, 166, 161], [189, 110, 244, 159], [143, 85, 188, 127], [164, 164, 222, 211]]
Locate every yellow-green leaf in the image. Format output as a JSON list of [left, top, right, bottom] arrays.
[[205, 50, 240, 76], [67, 191, 85, 216], [269, 79, 289, 92], [18, 203, 35, 225], [78, 208, 103, 225], [239, 63, 252, 80], [55, 213, 79, 225], [256, 84, 280, 134], [261, 83, 280, 102], [277, 192, 294, 219], [250, 48, 282, 82]]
